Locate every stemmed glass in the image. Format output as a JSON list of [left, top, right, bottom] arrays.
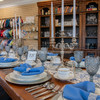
[[74, 51, 83, 72], [17, 47, 23, 61], [5, 46, 10, 57], [23, 46, 28, 57], [13, 45, 17, 55], [0, 45, 3, 53], [85, 56, 99, 82], [38, 50, 47, 67]]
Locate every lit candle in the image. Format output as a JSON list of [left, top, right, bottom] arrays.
[[61, 0, 64, 32], [73, 0, 76, 37], [13, 19, 15, 40], [19, 17, 21, 38], [51, 2, 54, 38]]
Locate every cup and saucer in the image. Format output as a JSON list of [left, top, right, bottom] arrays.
[[54, 68, 74, 81]]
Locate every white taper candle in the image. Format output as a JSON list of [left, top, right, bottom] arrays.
[[19, 17, 21, 38], [13, 19, 15, 40], [61, 0, 64, 32], [15, 14, 17, 37], [51, 2, 54, 38], [73, 0, 76, 37]]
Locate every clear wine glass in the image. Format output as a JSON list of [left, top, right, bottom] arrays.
[[85, 56, 99, 82], [5, 46, 10, 57], [17, 47, 23, 61], [38, 50, 47, 66], [23, 46, 28, 57], [13, 45, 17, 55], [74, 51, 83, 72], [0, 45, 3, 53]]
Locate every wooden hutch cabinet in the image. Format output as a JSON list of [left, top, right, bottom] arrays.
[[37, 0, 100, 57]]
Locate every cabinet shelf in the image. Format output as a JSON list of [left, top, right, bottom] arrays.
[[85, 10, 99, 14], [55, 37, 79, 39], [41, 26, 50, 28], [55, 25, 79, 28], [86, 24, 98, 26], [86, 37, 98, 39], [39, 15, 50, 17], [55, 12, 79, 16], [41, 37, 49, 38]]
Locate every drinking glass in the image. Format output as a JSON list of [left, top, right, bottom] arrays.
[[13, 45, 17, 55], [38, 50, 47, 66], [74, 51, 83, 71], [17, 47, 23, 61], [23, 46, 28, 57], [5, 46, 10, 57], [85, 56, 99, 82], [0, 45, 3, 53]]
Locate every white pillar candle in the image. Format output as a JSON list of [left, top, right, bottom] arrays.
[[51, 2, 54, 38], [19, 17, 21, 39], [61, 0, 64, 32], [73, 0, 76, 37], [13, 19, 15, 40]]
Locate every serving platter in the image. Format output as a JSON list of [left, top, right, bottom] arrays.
[[5, 72, 51, 85]]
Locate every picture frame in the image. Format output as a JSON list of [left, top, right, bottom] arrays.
[[27, 51, 37, 61]]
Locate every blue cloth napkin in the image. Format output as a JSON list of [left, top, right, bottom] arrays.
[[21, 66, 44, 76], [47, 52, 58, 56], [63, 81, 100, 100], [0, 57, 17, 63], [13, 63, 44, 76], [70, 56, 85, 61], [13, 63, 32, 72], [70, 57, 75, 61]]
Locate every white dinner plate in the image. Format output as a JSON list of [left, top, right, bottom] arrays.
[[5, 72, 51, 85], [0, 60, 20, 68], [9, 71, 47, 82]]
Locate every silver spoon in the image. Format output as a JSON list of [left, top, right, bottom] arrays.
[[28, 82, 50, 93], [34, 85, 60, 98], [31, 83, 55, 95]]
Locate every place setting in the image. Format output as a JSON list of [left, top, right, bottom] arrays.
[[5, 49, 52, 85]]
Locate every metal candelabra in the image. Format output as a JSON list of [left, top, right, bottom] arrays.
[[51, 31, 78, 67]]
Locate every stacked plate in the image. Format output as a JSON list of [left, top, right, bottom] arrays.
[[5, 71, 51, 85], [0, 60, 20, 68]]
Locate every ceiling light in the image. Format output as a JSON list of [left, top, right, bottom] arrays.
[[0, 0, 3, 1]]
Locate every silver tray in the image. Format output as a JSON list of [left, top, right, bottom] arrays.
[[5, 73, 51, 85]]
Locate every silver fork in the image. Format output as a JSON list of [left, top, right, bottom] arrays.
[[31, 83, 55, 95], [40, 86, 64, 100], [34, 85, 60, 98], [27, 82, 50, 93]]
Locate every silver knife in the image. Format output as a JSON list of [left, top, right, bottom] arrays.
[[25, 84, 43, 91], [40, 93, 57, 100], [31, 88, 46, 95], [31, 83, 55, 95], [34, 85, 60, 98]]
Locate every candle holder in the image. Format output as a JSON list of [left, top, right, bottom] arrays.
[[51, 31, 78, 67]]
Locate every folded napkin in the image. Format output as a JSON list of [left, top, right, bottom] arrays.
[[47, 52, 58, 56], [13, 63, 32, 73], [0, 54, 3, 56], [0, 57, 17, 63], [13, 63, 44, 76], [21, 66, 44, 76], [70, 56, 85, 62], [63, 81, 100, 100]]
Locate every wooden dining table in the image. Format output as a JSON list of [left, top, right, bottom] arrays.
[[0, 68, 73, 100]]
